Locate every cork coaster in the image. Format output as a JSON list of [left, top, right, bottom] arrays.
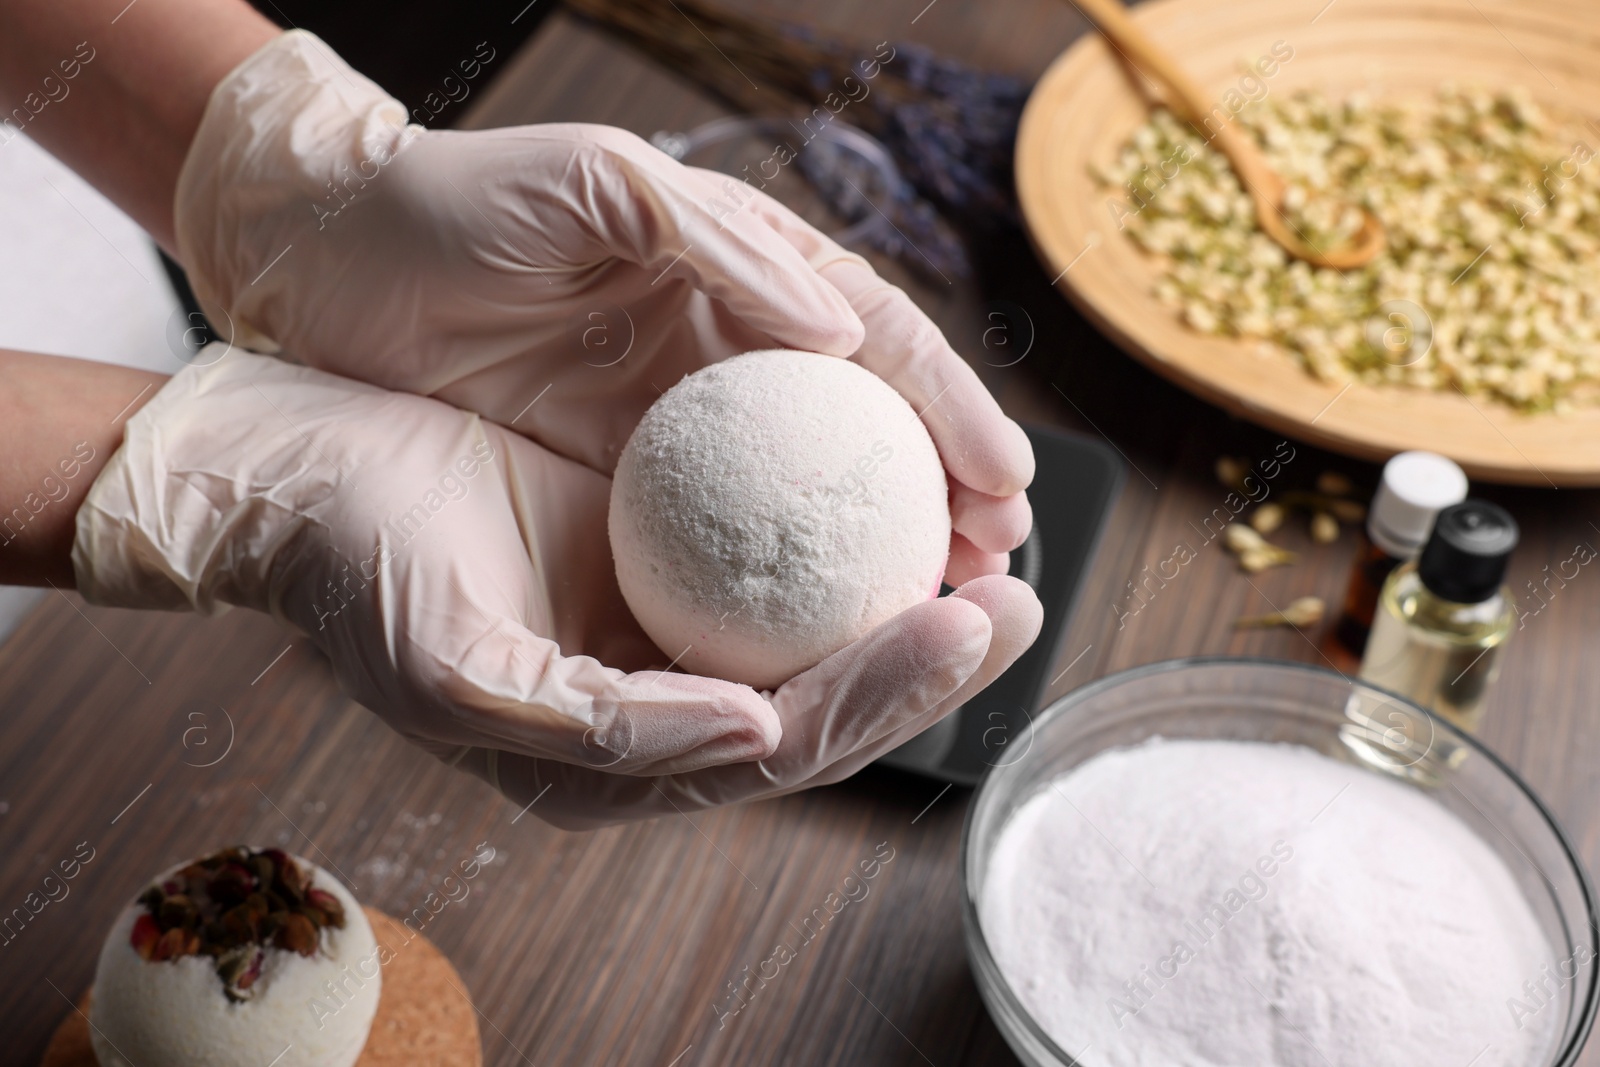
[[43, 907, 480, 1067]]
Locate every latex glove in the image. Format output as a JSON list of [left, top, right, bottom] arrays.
[[74, 351, 1042, 827], [174, 31, 1033, 584], [466, 572, 1041, 830]]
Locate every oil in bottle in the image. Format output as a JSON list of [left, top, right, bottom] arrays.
[[1359, 500, 1518, 734]]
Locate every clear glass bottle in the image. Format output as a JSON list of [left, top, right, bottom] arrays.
[[1359, 500, 1518, 734]]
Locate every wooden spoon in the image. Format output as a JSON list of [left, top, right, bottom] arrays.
[[1070, 0, 1386, 269]]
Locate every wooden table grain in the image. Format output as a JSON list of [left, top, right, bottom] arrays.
[[6, 3, 1600, 1065]]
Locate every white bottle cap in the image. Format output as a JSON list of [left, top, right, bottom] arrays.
[[1368, 451, 1469, 559]]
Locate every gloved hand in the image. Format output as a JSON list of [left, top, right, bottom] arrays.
[[174, 30, 1033, 585], [466, 569, 1040, 829], [74, 351, 1042, 828]]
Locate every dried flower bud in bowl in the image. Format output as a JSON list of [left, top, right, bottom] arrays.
[[90, 847, 379, 1067]]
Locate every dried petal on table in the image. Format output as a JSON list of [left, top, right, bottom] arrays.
[[1250, 503, 1286, 534], [1311, 512, 1340, 544], [1215, 456, 1248, 491], [1235, 596, 1326, 629], [1316, 471, 1354, 496], [1225, 523, 1295, 571]]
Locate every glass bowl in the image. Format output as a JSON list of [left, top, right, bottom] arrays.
[[650, 116, 899, 248], [961, 657, 1599, 1067]]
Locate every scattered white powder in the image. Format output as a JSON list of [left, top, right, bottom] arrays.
[[609, 349, 950, 689], [981, 739, 1558, 1067]]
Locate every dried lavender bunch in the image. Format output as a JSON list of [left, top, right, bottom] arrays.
[[778, 27, 1027, 230], [565, 0, 1027, 264], [873, 40, 1028, 229], [793, 137, 970, 279]]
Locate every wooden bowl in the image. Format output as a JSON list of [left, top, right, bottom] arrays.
[[1016, 0, 1600, 485]]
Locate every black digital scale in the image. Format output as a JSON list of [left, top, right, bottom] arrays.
[[877, 423, 1124, 784]]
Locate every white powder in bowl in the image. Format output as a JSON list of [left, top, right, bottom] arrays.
[[609, 349, 950, 689], [981, 739, 1559, 1067]]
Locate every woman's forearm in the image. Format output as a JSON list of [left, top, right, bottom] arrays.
[[0, 0, 276, 251], [0, 351, 167, 588]]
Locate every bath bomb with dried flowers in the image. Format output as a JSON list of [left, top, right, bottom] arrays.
[[89, 847, 378, 1067], [609, 349, 951, 689]]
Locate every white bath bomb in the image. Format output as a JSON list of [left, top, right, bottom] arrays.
[[609, 349, 951, 689], [90, 849, 379, 1067]]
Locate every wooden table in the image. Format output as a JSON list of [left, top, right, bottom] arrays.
[[6, 3, 1600, 1065]]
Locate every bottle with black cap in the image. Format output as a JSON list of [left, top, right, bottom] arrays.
[[1359, 500, 1519, 733]]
